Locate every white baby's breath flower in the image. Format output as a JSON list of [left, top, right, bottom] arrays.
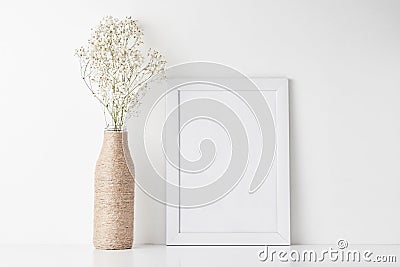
[[76, 16, 166, 131]]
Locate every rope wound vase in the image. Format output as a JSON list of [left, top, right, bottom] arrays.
[[94, 129, 135, 250]]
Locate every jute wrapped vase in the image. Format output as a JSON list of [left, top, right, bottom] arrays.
[[93, 131, 135, 250]]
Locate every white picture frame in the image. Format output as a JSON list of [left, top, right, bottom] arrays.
[[165, 78, 290, 245]]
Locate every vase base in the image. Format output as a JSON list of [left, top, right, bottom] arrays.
[[94, 243, 133, 250]]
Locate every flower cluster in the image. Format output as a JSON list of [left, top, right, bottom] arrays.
[[76, 16, 166, 130]]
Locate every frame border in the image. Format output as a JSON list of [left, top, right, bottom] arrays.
[[165, 78, 290, 245]]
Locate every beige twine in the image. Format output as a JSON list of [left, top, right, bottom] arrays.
[[93, 131, 135, 250]]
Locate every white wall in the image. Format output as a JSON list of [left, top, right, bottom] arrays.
[[0, 0, 399, 245]]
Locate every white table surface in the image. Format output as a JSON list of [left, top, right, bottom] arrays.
[[0, 244, 398, 267]]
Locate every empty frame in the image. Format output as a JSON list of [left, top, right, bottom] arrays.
[[165, 78, 290, 245]]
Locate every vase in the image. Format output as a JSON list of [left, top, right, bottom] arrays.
[[93, 130, 135, 250]]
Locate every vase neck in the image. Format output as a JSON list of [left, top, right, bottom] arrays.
[[102, 130, 129, 150], [105, 126, 127, 132]]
